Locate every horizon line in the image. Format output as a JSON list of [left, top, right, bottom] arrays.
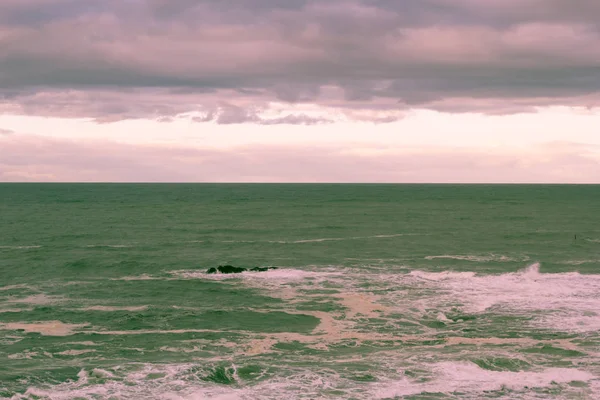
[[1, 182, 599, 185]]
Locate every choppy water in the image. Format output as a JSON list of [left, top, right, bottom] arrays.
[[1, 184, 600, 399]]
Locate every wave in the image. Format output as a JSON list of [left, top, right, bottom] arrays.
[[81, 305, 149, 312], [409, 270, 477, 281], [376, 361, 595, 399], [425, 254, 529, 263], [219, 233, 423, 245], [110, 274, 160, 281], [55, 349, 97, 356], [0, 245, 41, 250], [169, 261, 600, 335], [170, 267, 340, 282], [6, 294, 63, 305], [84, 244, 134, 248], [401, 263, 600, 332], [558, 259, 600, 265], [0, 284, 35, 292], [166, 262, 600, 335], [0, 308, 34, 314], [272, 233, 422, 244], [8, 360, 596, 400]]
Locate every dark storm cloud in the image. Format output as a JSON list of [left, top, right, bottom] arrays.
[[0, 0, 599, 120]]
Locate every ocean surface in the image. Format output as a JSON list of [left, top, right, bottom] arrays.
[[1, 184, 600, 399]]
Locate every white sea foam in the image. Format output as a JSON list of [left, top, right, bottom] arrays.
[[14, 261, 589, 400], [63, 341, 99, 346], [409, 270, 477, 281], [7, 294, 62, 305], [9, 361, 596, 400], [1, 321, 89, 336], [559, 259, 600, 265], [0, 308, 34, 313], [172, 261, 600, 338], [171, 267, 340, 282], [159, 345, 204, 354], [0, 284, 35, 292], [10, 364, 344, 400], [334, 292, 387, 319], [241, 268, 338, 281], [7, 351, 38, 360], [401, 263, 600, 332], [375, 362, 595, 399], [86, 328, 225, 336], [229, 262, 600, 338], [91, 369, 116, 379]]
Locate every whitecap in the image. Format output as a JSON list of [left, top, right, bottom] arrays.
[[84, 244, 134, 248], [8, 351, 39, 360], [398, 263, 600, 332], [7, 294, 62, 305], [559, 259, 600, 265], [82, 305, 149, 312], [110, 274, 159, 281], [0, 284, 35, 291], [273, 233, 422, 244], [409, 270, 476, 281], [375, 362, 595, 399], [0, 245, 42, 250], [56, 349, 97, 356], [425, 254, 529, 263]]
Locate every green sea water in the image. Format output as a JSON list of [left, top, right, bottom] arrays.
[[1, 184, 599, 399]]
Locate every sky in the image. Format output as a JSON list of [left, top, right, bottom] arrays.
[[0, 0, 599, 182]]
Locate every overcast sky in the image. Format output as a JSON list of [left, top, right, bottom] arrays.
[[1, 0, 599, 182]]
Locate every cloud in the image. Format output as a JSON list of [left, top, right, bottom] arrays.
[[1, 134, 599, 183], [258, 114, 331, 125], [0, 0, 599, 120], [0, 128, 15, 135], [192, 104, 332, 125]]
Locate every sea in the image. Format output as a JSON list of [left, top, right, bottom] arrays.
[[1, 183, 599, 399]]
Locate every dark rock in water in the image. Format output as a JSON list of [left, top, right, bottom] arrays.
[[220, 265, 247, 273], [206, 265, 247, 274], [250, 267, 279, 272], [206, 265, 278, 274]]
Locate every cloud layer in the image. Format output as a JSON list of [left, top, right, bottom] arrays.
[[1, 0, 599, 121], [1, 134, 599, 183]]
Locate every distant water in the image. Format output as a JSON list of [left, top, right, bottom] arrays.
[[1, 184, 600, 399]]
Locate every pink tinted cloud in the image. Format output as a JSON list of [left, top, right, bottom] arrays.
[[0, 128, 15, 135], [1, 135, 599, 183], [0, 1, 599, 120]]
